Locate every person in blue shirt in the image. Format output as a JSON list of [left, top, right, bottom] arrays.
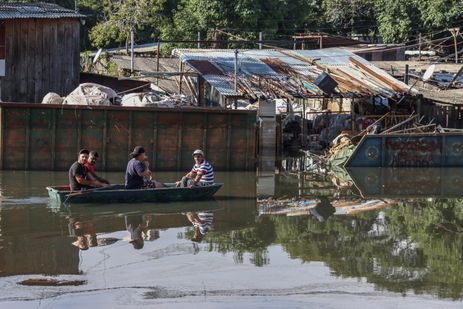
[[125, 146, 160, 189]]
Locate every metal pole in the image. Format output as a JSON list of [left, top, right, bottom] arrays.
[[156, 40, 161, 85], [130, 29, 134, 73], [197, 32, 201, 49], [259, 32, 262, 50], [179, 60, 183, 94], [234, 49, 239, 110], [418, 33, 422, 61], [234, 49, 238, 92]]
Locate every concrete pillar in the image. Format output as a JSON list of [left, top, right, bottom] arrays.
[[258, 98, 276, 173]]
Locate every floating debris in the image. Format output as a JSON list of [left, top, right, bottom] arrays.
[[18, 278, 87, 286]]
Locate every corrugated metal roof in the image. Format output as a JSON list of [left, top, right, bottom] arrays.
[[188, 60, 224, 75], [173, 48, 411, 99], [203, 74, 241, 97], [0, 3, 85, 20]]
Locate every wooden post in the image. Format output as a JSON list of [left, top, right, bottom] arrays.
[[416, 94, 423, 119], [450, 28, 460, 63], [351, 98, 355, 131], [404, 64, 409, 85]]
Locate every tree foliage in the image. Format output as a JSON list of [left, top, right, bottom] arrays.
[[10, 1, 463, 51]]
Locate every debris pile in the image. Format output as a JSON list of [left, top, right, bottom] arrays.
[[258, 196, 396, 217], [121, 93, 194, 108], [42, 83, 197, 108], [317, 112, 442, 168], [64, 83, 118, 106]]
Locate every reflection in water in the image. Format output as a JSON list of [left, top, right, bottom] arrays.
[[68, 218, 97, 250], [0, 170, 463, 302], [125, 214, 158, 249], [185, 212, 214, 242], [348, 168, 463, 198]]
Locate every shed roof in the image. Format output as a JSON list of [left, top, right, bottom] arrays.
[[173, 48, 413, 100], [0, 3, 85, 20]]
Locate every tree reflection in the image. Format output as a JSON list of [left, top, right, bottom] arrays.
[[182, 198, 463, 299], [182, 217, 276, 267]]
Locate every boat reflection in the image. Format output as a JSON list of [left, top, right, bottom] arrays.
[[347, 168, 463, 198]]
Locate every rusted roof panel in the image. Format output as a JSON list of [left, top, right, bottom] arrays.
[[174, 48, 412, 99], [187, 60, 224, 75]]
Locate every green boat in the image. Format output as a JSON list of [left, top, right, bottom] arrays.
[[46, 183, 223, 204]]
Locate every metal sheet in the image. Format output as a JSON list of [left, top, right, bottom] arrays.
[[0, 3, 84, 20], [345, 133, 463, 168], [0, 103, 256, 171], [175, 48, 410, 99]]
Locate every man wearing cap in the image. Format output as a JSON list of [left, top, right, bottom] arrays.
[[176, 149, 214, 188], [69, 148, 107, 191], [85, 151, 110, 185], [125, 146, 160, 189]]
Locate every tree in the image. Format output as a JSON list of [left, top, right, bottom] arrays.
[[322, 0, 377, 38], [413, 0, 463, 31], [89, 0, 166, 50], [374, 0, 414, 43]]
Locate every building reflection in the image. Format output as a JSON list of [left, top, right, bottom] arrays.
[[0, 207, 80, 276]]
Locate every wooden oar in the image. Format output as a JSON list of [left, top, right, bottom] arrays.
[[67, 185, 117, 198]]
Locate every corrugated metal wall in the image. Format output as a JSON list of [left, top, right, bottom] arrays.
[[0, 103, 257, 171]]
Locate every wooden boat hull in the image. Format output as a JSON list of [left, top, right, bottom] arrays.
[[46, 183, 223, 204]]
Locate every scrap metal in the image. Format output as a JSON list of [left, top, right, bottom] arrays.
[[173, 48, 412, 100]]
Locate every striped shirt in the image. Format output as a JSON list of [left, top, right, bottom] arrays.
[[192, 212, 214, 235], [192, 159, 214, 185]]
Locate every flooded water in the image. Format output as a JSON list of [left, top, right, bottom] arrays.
[[0, 168, 463, 308]]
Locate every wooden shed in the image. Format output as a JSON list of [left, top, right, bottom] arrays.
[[0, 3, 84, 103]]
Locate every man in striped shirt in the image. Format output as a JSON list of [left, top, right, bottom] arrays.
[[176, 149, 214, 188], [186, 212, 214, 242]]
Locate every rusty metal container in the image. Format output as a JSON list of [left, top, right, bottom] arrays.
[[0, 103, 257, 171]]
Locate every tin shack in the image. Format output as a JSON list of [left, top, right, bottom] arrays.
[[0, 3, 84, 102]]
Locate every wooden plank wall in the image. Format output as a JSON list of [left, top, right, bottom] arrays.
[[0, 104, 257, 171], [0, 19, 80, 103], [422, 102, 463, 129]]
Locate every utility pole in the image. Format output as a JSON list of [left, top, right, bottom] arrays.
[[449, 27, 460, 63], [75, 0, 78, 11], [197, 32, 201, 49], [259, 32, 263, 50]]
